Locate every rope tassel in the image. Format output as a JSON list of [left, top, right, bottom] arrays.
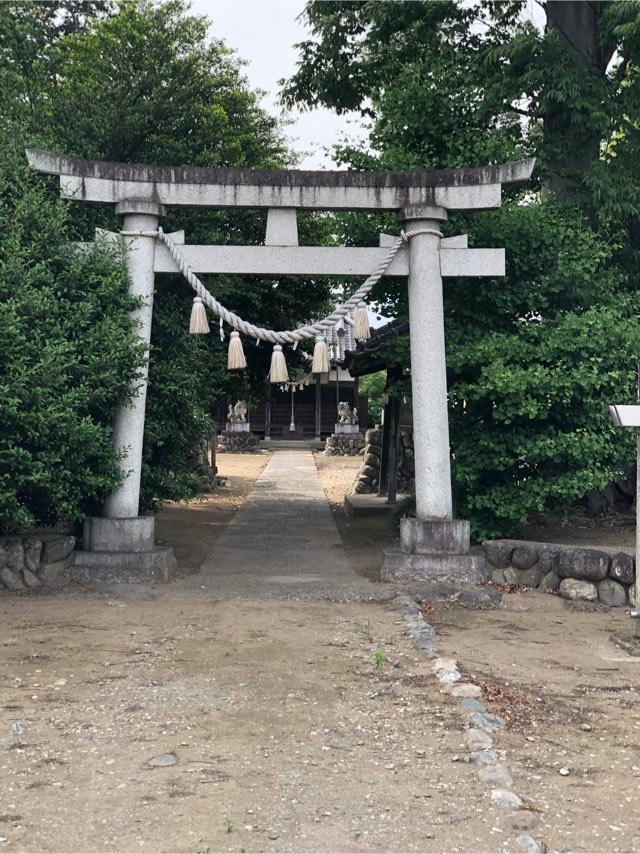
[[227, 330, 247, 370], [189, 296, 209, 334], [312, 335, 329, 374], [354, 301, 370, 340], [269, 344, 289, 383]]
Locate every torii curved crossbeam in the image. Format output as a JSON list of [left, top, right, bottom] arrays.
[[26, 149, 534, 212]]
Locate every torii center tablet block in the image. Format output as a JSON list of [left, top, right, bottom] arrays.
[[27, 149, 534, 584]]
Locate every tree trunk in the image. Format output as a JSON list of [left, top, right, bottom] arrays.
[[543, 1, 615, 200]]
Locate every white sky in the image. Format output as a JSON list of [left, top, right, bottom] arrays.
[[190, 0, 369, 168]]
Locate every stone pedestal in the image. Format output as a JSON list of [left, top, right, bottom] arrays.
[[68, 517, 177, 583], [381, 517, 486, 584], [226, 421, 250, 432], [335, 422, 360, 435]]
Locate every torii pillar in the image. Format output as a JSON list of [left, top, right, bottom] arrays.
[[379, 204, 478, 581], [25, 149, 534, 585]]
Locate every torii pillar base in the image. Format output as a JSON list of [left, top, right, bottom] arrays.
[[67, 517, 177, 584], [381, 518, 487, 584]]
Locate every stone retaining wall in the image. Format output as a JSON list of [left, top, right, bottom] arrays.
[[484, 539, 635, 607], [323, 432, 366, 457], [352, 427, 415, 494], [217, 431, 261, 453], [0, 534, 76, 592]]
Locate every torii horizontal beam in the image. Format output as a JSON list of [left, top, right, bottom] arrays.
[[151, 244, 504, 277], [91, 228, 504, 277], [26, 149, 534, 212]]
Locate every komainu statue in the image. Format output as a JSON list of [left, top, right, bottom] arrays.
[[227, 400, 247, 423], [337, 401, 359, 425]]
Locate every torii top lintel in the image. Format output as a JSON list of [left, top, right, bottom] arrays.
[[26, 149, 534, 213]]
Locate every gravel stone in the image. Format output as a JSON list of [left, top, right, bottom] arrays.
[[478, 763, 513, 787], [503, 567, 520, 585], [516, 834, 541, 853], [3, 540, 24, 573], [483, 541, 514, 569], [469, 711, 506, 731], [460, 698, 485, 713], [516, 565, 544, 587], [490, 788, 522, 809], [511, 545, 538, 570], [22, 568, 42, 589], [464, 728, 493, 751], [23, 538, 43, 573], [38, 559, 68, 585], [537, 546, 560, 572], [43, 536, 76, 563], [509, 811, 540, 832], [450, 683, 482, 699], [609, 552, 635, 585], [598, 578, 627, 607], [559, 578, 598, 602], [471, 750, 497, 765], [147, 752, 177, 767], [539, 570, 561, 592], [555, 548, 609, 582], [0, 567, 24, 591]]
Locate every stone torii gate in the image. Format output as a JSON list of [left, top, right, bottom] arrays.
[[27, 149, 534, 583]]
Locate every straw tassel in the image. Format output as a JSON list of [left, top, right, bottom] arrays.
[[354, 301, 370, 340], [189, 296, 209, 334], [269, 344, 289, 383], [312, 335, 329, 374], [227, 330, 247, 370]]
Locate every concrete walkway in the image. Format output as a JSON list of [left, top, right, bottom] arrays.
[[196, 449, 381, 600]]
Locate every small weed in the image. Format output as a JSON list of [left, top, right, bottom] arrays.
[[223, 817, 233, 833], [373, 650, 389, 668], [383, 635, 396, 645], [361, 621, 373, 642], [198, 849, 212, 854]]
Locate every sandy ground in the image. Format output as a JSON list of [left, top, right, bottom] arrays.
[[1, 452, 640, 852], [431, 593, 640, 853], [1, 596, 537, 854]]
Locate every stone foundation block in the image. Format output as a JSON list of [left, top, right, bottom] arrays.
[[83, 516, 155, 553], [381, 549, 487, 584], [400, 517, 470, 556], [68, 547, 177, 584]]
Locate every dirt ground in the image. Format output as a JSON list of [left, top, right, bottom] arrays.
[[431, 593, 640, 853], [1, 596, 540, 854], [314, 454, 394, 582], [2, 452, 640, 852]]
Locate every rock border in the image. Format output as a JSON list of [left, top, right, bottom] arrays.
[[0, 535, 76, 592], [389, 592, 543, 854], [484, 539, 635, 607], [323, 432, 366, 457], [217, 431, 262, 454]]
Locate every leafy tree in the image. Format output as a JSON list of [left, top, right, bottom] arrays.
[[359, 370, 387, 424], [283, 1, 640, 536], [3, 0, 334, 507], [0, 134, 144, 531]]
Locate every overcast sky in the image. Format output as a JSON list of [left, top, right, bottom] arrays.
[[190, 0, 369, 168]]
